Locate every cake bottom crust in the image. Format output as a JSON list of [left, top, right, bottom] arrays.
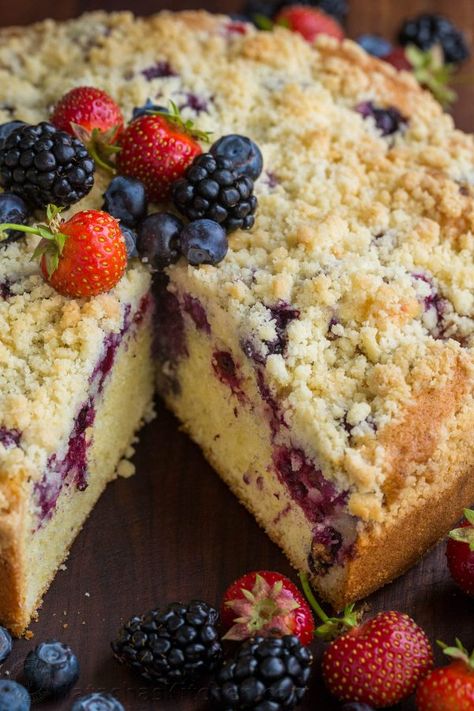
[[0, 312, 154, 636]]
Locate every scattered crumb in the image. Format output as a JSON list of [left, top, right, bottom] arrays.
[[59, 564, 67, 571], [117, 458, 135, 478], [84, 592, 90, 597], [63, 624, 68, 629]]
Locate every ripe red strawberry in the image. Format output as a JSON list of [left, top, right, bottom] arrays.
[[447, 509, 474, 596], [0, 206, 127, 297], [117, 102, 207, 202], [51, 86, 124, 142], [416, 640, 474, 711], [221, 571, 314, 645], [321, 610, 433, 707], [275, 5, 344, 43], [384, 46, 413, 71]]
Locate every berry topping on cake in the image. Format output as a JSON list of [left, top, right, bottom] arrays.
[[340, 704, 375, 711], [0, 192, 29, 246], [398, 14, 470, 64], [102, 175, 147, 227], [121, 224, 138, 259], [51, 86, 124, 143], [0, 122, 95, 209], [173, 152, 258, 233], [0, 680, 30, 711], [416, 640, 474, 711], [243, 0, 348, 24], [23, 640, 79, 698], [137, 212, 184, 269], [71, 693, 125, 711], [117, 102, 208, 201], [356, 34, 392, 58], [208, 635, 312, 710], [131, 99, 168, 121], [447, 508, 474, 596], [275, 5, 344, 42], [0, 120, 27, 151], [0, 206, 127, 297], [221, 571, 315, 644], [356, 102, 408, 136], [0, 626, 12, 664], [210, 134, 263, 180], [111, 600, 222, 686], [179, 219, 228, 266], [141, 61, 177, 81]]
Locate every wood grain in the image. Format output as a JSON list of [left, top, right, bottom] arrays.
[[1, 1, 473, 710]]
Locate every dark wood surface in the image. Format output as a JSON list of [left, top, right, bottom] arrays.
[[1, 1, 474, 710]]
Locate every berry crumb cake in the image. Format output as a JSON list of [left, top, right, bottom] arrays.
[[1, 9, 474, 635]]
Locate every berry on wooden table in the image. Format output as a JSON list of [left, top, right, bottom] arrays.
[[275, 5, 344, 42], [23, 640, 79, 698], [221, 571, 315, 645], [447, 508, 474, 596], [416, 640, 474, 711], [70, 692, 125, 711], [112, 600, 222, 686], [0, 122, 95, 209], [0, 206, 127, 298], [398, 13, 470, 65], [0, 680, 30, 711], [208, 635, 312, 710], [136, 212, 184, 269], [0, 626, 12, 663], [117, 101, 207, 202], [179, 219, 228, 266]]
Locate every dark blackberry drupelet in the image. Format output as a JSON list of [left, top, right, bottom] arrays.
[[0, 122, 95, 209], [112, 600, 223, 686], [398, 14, 470, 64], [208, 635, 312, 710], [243, 0, 348, 23], [172, 152, 258, 233]]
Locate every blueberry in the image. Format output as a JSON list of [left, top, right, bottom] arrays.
[[0, 680, 30, 711], [0, 192, 29, 246], [71, 692, 125, 711], [179, 219, 228, 266], [131, 98, 169, 121], [356, 34, 392, 57], [340, 704, 375, 711], [210, 135, 263, 180], [102, 175, 147, 227], [23, 640, 79, 698], [0, 626, 12, 663], [121, 224, 138, 258], [0, 121, 27, 151], [137, 212, 183, 269]]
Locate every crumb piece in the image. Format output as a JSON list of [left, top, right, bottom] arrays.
[[117, 458, 135, 478]]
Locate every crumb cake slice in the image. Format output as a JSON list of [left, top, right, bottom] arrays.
[[1, 9, 474, 631]]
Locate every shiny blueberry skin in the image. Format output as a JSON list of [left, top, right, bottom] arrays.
[[0, 192, 29, 246], [0, 626, 12, 663], [137, 212, 183, 269], [70, 692, 125, 711], [210, 134, 263, 180], [23, 640, 79, 698], [0, 120, 27, 151], [102, 175, 147, 227], [0, 680, 30, 711], [131, 99, 169, 121], [357, 34, 392, 57], [121, 225, 138, 259], [179, 219, 228, 266]]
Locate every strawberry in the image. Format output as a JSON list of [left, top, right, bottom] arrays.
[[51, 86, 124, 142], [0, 206, 127, 298], [384, 46, 413, 71], [447, 508, 474, 596], [298, 574, 433, 708], [117, 102, 208, 202], [416, 640, 474, 711], [275, 5, 344, 43], [221, 571, 314, 645]]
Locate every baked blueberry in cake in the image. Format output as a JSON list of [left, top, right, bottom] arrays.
[[0, 9, 473, 637]]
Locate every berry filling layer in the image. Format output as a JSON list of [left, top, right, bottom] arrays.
[[32, 294, 152, 528]]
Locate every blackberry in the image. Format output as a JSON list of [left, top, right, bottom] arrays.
[[0, 122, 95, 209], [209, 635, 312, 710], [112, 600, 223, 686], [173, 153, 258, 233], [243, 0, 348, 23], [398, 14, 470, 65]]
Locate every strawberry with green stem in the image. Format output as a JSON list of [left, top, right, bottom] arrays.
[[447, 508, 474, 596], [416, 639, 474, 711], [0, 205, 127, 298], [299, 573, 434, 707]]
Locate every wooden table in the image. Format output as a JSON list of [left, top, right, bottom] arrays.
[[2, 2, 474, 710]]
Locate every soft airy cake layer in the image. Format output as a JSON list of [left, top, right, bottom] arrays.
[[1, 9, 474, 627]]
